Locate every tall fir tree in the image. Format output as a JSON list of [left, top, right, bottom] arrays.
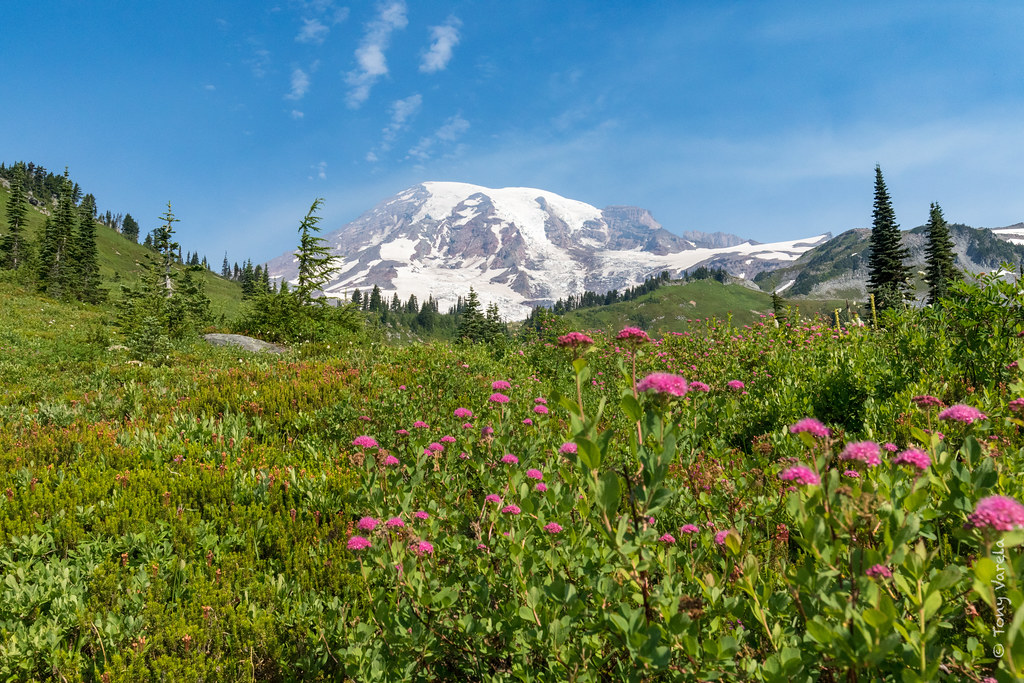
[[456, 288, 486, 341], [121, 213, 140, 242], [0, 161, 32, 270], [866, 165, 911, 311], [37, 170, 77, 298], [293, 197, 337, 307], [74, 193, 102, 302], [152, 202, 180, 294], [221, 252, 230, 278], [923, 202, 959, 304]]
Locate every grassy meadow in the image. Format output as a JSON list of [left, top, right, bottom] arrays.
[[1, 267, 1024, 681]]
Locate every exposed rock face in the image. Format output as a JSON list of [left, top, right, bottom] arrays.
[[203, 334, 287, 354], [266, 182, 828, 319]]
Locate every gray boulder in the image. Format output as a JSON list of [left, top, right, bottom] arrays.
[[203, 333, 287, 354]]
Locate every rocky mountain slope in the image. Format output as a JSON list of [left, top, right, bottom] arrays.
[[267, 182, 828, 319]]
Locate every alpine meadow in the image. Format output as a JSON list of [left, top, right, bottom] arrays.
[[3, 3, 1024, 682]]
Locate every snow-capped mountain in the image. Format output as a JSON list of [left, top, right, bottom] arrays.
[[266, 182, 830, 319]]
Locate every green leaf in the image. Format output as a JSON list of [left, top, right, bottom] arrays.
[[862, 608, 890, 630], [621, 394, 642, 422], [597, 471, 621, 516], [805, 619, 834, 645]]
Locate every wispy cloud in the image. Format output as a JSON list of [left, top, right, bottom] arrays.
[[381, 94, 422, 149], [309, 161, 327, 180], [296, 17, 330, 44], [291, 109, 305, 119], [420, 17, 461, 73], [286, 68, 311, 100], [408, 113, 469, 161], [247, 47, 271, 78], [345, 1, 408, 108]]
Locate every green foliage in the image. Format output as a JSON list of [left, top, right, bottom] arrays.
[[293, 197, 337, 308], [1, 265, 1024, 681], [924, 203, 960, 304], [0, 162, 32, 271], [867, 165, 912, 310]]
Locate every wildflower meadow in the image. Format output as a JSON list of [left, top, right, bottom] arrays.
[[1, 274, 1024, 681]]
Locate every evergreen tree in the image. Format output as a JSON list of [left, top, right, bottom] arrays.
[[293, 197, 337, 307], [74, 193, 102, 302], [369, 284, 383, 312], [221, 253, 231, 278], [456, 288, 486, 341], [37, 171, 77, 298], [0, 161, 32, 270], [771, 291, 786, 321], [866, 165, 911, 311], [484, 302, 505, 340], [152, 202, 180, 294], [122, 213, 140, 242], [923, 202, 959, 304], [405, 294, 418, 314], [351, 289, 362, 306]]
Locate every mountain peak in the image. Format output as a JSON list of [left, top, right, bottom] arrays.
[[267, 182, 825, 319]]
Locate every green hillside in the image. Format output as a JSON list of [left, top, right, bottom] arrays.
[[0, 183, 243, 319], [560, 278, 848, 333]]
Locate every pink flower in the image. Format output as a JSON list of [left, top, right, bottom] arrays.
[[395, 429, 409, 436], [462, 422, 473, 429], [492, 380, 512, 390], [413, 511, 430, 520], [481, 425, 495, 436], [843, 469, 860, 478], [454, 407, 473, 419], [967, 496, 1024, 531], [789, 417, 829, 438], [533, 404, 549, 415], [912, 395, 943, 408], [356, 516, 380, 531], [347, 536, 371, 551], [1009, 398, 1024, 413], [714, 530, 731, 546], [883, 442, 898, 452], [938, 404, 987, 423], [501, 454, 519, 465], [383, 455, 400, 467], [557, 332, 594, 348], [526, 468, 543, 480], [399, 385, 406, 390], [534, 397, 547, 404], [893, 448, 930, 471], [385, 517, 405, 528], [778, 465, 821, 486], [866, 564, 892, 579], [458, 452, 468, 459], [489, 393, 510, 404], [544, 522, 563, 534], [428, 442, 444, 452], [522, 418, 534, 426], [558, 442, 577, 455], [679, 524, 699, 534], [358, 415, 371, 421], [636, 372, 688, 397], [839, 441, 881, 467], [688, 381, 711, 393], [412, 540, 434, 556], [534, 483, 548, 492], [484, 494, 502, 505], [412, 421, 430, 429], [726, 380, 745, 391], [659, 533, 676, 544], [440, 435, 456, 443], [352, 435, 378, 449], [616, 327, 651, 344], [502, 504, 521, 515]]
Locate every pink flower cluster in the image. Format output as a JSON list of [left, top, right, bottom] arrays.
[[347, 536, 371, 551], [357, 516, 380, 531], [912, 395, 943, 409], [839, 441, 881, 467], [616, 327, 651, 344], [558, 442, 577, 455], [679, 524, 699, 534], [789, 417, 829, 438], [636, 372, 688, 397], [454, 407, 473, 418], [492, 380, 512, 390], [544, 522, 563, 534], [892, 448, 930, 471], [688, 381, 711, 393], [526, 468, 543, 480], [489, 393, 510, 404], [866, 564, 892, 579], [501, 453, 519, 465], [778, 465, 820, 486], [967, 496, 1024, 531], [938, 404, 987, 423], [557, 332, 594, 348], [352, 435, 378, 449], [726, 380, 745, 391]]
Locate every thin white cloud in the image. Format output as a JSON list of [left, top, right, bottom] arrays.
[[291, 109, 305, 119], [308, 161, 327, 180], [366, 151, 379, 163], [248, 48, 271, 78], [286, 68, 310, 100], [408, 114, 469, 161], [204, 84, 216, 91], [381, 93, 422, 149], [296, 17, 330, 44], [345, 1, 408, 108], [420, 17, 461, 73]]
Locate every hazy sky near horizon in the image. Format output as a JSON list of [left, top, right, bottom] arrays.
[[3, 1, 1024, 263]]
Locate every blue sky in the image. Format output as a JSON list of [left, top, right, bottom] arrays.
[[3, 1, 1024, 264]]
